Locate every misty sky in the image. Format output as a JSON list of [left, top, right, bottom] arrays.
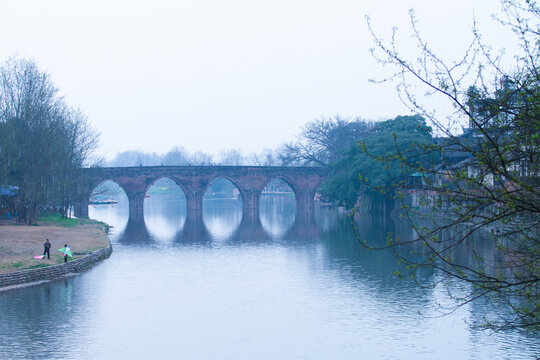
[[1, 0, 505, 160]]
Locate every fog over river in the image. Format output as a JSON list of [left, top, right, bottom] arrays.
[[0, 194, 538, 359]]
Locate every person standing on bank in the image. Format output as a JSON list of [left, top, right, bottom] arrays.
[[60, 244, 72, 263], [43, 239, 51, 260]]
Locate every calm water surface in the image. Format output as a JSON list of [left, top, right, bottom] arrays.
[[0, 195, 538, 359]]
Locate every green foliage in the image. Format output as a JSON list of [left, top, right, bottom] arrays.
[[319, 115, 435, 208], [368, 0, 540, 331], [37, 213, 80, 227]]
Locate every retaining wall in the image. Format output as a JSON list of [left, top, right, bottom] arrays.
[[0, 244, 113, 288]]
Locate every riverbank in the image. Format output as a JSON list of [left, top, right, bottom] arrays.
[[0, 215, 111, 288]]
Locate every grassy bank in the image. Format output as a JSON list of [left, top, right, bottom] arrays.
[[0, 214, 109, 274]]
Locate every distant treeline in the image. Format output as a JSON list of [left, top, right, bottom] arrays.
[[105, 147, 283, 167], [105, 115, 377, 168]]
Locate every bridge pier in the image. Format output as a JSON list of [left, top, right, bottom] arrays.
[[127, 191, 145, 221], [288, 210, 319, 241], [296, 189, 315, 210], [242, 189, 261, 211], [186, 190, 203, 212]]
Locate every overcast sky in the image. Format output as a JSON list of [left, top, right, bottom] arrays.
[[1, 0, 504, 160]]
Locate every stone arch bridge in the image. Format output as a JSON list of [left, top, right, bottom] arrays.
[[74, 166, 329, 219]]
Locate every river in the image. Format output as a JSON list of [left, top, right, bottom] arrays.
[[0, 194, 538, 359]]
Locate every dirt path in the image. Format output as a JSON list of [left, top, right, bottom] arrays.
[[0, 218, 109, 274]]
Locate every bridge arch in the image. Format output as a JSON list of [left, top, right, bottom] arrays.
[[261, 176, 298, 196], [143, 177, 187, 244], [203, 175, 242, 199], [90, 178, 128, 197], [202, 177, 243, 241], [143, 174, 189, 198], [76, 166, 329, 220], [204, 175, 261, 211], [74, 178, 129, 219], [89, 179, 128, 200]]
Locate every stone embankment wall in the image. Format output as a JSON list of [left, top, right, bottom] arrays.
[[0, 244, 112, 288]]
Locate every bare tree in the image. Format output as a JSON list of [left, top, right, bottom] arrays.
[[280, 116, 374, 167], [367, 0, 539, 331], [189, 151, 214, 165], [246, 148, 282, 166], [0, 57, 99, 223], [58, 108, 100, 218], [217, 148, 244, 166], [163, 146, 190, 165]]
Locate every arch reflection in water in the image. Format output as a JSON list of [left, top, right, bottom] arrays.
[[203, 178, 243, 241], [259, 178, 296, 238], [144, 178, 187, 245], [110, 196, 321, 247]]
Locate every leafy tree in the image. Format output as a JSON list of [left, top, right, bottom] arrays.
[[319, 115, 434, 209], [367, 0, 539, 331]]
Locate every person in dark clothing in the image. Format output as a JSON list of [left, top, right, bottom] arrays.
[[43, 239, 51, 259]]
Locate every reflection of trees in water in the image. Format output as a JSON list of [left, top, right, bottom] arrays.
[[314, 213, 436, 309], [285, 208, 319, 243], [423, 224, 526, 329], [339, 214, 527, 329], [433, 225, 503, 278], [117, 202, 520, 329], [319, 213, 417, 280]]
